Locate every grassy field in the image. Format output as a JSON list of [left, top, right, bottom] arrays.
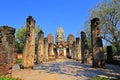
[[0, 76, 17, 80]]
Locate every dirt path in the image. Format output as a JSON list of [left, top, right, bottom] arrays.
[[12, 59, 120, 80]]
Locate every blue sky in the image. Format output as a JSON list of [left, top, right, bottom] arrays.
[[0, 0, 101, 40]]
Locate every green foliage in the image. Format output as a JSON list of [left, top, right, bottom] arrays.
[[15, 26, 26, 53], [0, 76, 17, 80], [103, 46, 107, 53], [111, 45, 117, 55], [85, 0, 120, 54], [16, 27, 26, 43], [15, 25, 41, 53], [17, 59, 22, 63], [91, 76, 110, 80]]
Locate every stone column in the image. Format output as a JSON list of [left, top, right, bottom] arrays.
[[81, 31, 90, 63], [44, 38, 48, 61], [22, 16, 35, 68], [91, 18, 105, 68], [76, 38, 81, 61], [36, 30, 44, 64], [107, 46, 113, 63]]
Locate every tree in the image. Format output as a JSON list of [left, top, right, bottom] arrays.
[[15, 25, 41, 53], [85, 0, 120, 55]]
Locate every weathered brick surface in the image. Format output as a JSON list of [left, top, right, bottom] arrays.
[[0, 26, 15, 76], [47, 33, 54, 44], [91, 18, 105, 68], [22, 16, 35, 68], [44, 38, 49, 61], [36, 30, 44, 64], [81, 31, 90, 63], [48, 43, 56, 61], [67, 34, 75, 58], [76, 38, 81, 61]]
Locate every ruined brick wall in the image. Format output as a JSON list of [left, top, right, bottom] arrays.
[[22, 16, 35, 68], [91, 18, 105, 68], [0, 26, 15, 65], [0, 26, 15, 76]]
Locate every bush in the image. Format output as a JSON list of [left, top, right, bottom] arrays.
[[91, 76, 110, 80], [0, 76, 17, 80], [17, 59, 22, 63]]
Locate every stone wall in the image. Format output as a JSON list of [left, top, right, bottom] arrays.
[[22, 16, 35, 68]]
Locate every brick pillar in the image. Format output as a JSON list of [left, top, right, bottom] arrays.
[[36, 30, 44, 64], [22, 16, 35, 68], [107, 46, 113, 63], [81, 31, 90, 63], [91, 18, 105, 68], [44, 38, 48, 61], [76, 38, 81, 61], [72, 41, 76, 60]]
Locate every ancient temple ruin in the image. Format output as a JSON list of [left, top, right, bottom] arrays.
[[0, 26, 16, 76], [56, 27, 66, 58], [0, 26, 16, 65], [22, 16, 35, 68], [91, 18, 105, 68]]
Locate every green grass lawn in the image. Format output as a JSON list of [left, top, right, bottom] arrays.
[[0, 76, 17, 80]]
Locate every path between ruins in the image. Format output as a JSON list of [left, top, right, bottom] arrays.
[[12, 59, 120, 80]]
